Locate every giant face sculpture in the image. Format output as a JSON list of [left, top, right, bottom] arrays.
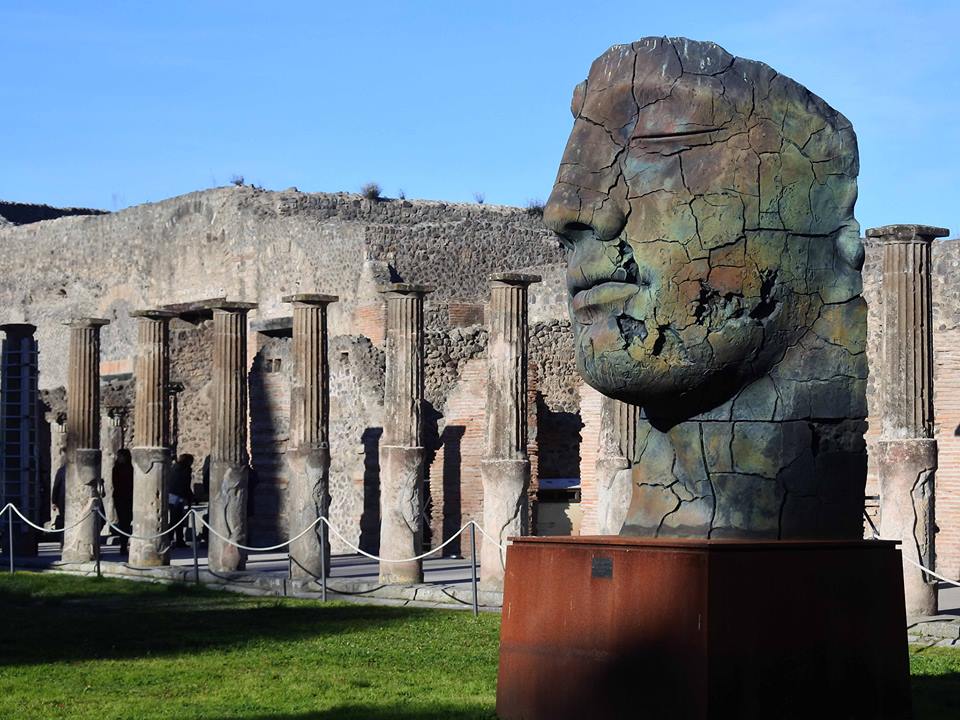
[[545, 37, 863, 425]]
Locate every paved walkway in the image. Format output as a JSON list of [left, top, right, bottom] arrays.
[[11, 541, 960, 620], [18, 540, 502, 611]]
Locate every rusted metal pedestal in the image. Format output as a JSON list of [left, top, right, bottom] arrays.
[[496, 537, 910, 720]]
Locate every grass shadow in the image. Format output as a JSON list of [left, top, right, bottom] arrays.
[[0, 572, 456, 667]]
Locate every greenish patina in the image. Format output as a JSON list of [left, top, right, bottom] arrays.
[[544, 37, 867, 539]]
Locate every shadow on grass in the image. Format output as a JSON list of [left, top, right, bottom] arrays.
[[912, 671, 960, 719], [0, 573, 453, 667], [206, 707, 496, 720]]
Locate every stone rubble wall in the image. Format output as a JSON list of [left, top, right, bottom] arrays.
[[0, 187, 564, 390]]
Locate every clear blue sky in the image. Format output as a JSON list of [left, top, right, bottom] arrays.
[[2, 1, 957, 236]]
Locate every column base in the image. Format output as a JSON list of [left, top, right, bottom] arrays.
[[208, 461, 249, 573], [479, 458, 529, 592], [62, 448, 101, 563], [288, 446, 331, 580], [129, 447, 171, 567], [878, 438, 938, 618], [497, 536, 910, 720], [378, 445, 424, 585]]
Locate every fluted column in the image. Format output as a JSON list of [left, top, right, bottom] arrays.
[[283, 294, 337, 580], [129, 310, 174, 566], [378, 283, 432, 584], [208, 302, 256, 572], [62, 318, 109, 562], [0, 324, 40, 554], [480, 273, 540, 590], [595, 396, 640, 535], [868, 223, 948, 618]]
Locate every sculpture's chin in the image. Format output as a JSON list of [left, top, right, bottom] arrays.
[[575, 336, 747, 428]]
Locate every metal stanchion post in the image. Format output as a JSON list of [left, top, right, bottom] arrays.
[[94, 501, 102, 579], [320, 520, 328, 603], [190, 511, 200, 586], [470, 522, 479, 617]]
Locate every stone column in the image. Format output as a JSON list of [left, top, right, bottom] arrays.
[[100, 409, 125, 532], [129, 310, 174, 567], [868, 223, 949, 618], [208, 302, 257, 573], [480, 273, 540, 590], [378, 284, 432, 584], [283, 294, 337, 580], [62, 318, 109, 562], [0, 324, 40, 554], [596, 396, 640, 535]]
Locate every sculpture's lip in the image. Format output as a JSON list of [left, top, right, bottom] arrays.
[[571, 281, 638, 317]]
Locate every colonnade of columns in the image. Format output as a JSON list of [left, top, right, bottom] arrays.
[[32, 277, 536, 583]]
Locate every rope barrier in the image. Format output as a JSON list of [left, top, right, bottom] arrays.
[[198, 514, 507, 560], [0, 502, 507, 562], [93, 507, 192, 541], [2, 501, 96, 534], [864, 519, 960, 589], [198, 514, 325, 553]]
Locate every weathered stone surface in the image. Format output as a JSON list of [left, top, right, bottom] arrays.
[[62, 319, 108, 562], [481, 274, 538, 590], [379, 444, 425, 584], [594, 395, 635, 534], [208, 303, 255, 573], [284, 294, 337, 579], [878, 439, 938, 617], [378, 285, 430, 583], [480, 458, 530, 584], [869, 223, 947, 617], [129, 310, 174, 567], [544, 37, 867, 539], [129, 446, 170, 566]]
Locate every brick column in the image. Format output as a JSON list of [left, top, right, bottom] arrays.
[[283, 293, 337, 580], [0, 324, 40, 554], [595, 395, 639, 535], [378, 284, 432, 584], [480, 273, 540, 590], [62, 318, 109, 562], [208, 302, 256, 572], [129, 310, 174, 566], [868, 223, 949, 617]]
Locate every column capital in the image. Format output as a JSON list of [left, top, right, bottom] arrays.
[[282, 293, 339, 306], [130, 309, 177, 320], [377, 283, 434, 297], [63, 318, 110, 328], [488, 272, 542, 287], [866, 224, 949, 243], [206, 301, 258, 313], [0, 323, 37, 337]]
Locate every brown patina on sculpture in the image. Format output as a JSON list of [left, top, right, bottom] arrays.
[[544, 36, 867, 539]]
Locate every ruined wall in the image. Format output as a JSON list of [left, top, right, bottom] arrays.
[[0, 187, 563, 391]]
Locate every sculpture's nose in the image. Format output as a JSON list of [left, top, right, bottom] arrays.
[[544, 182, 627, 248]]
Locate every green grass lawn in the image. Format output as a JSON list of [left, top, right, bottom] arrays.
[[0, 573, 500, 719], [0, 572, 957, 719]]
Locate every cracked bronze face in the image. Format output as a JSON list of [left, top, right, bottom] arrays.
[[545, 37, 863, 424]]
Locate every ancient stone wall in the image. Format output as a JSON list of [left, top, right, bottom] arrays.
[[0, 187, 564, 390]]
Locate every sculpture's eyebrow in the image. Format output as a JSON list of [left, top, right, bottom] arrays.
[[632, 127, 722, 140]]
